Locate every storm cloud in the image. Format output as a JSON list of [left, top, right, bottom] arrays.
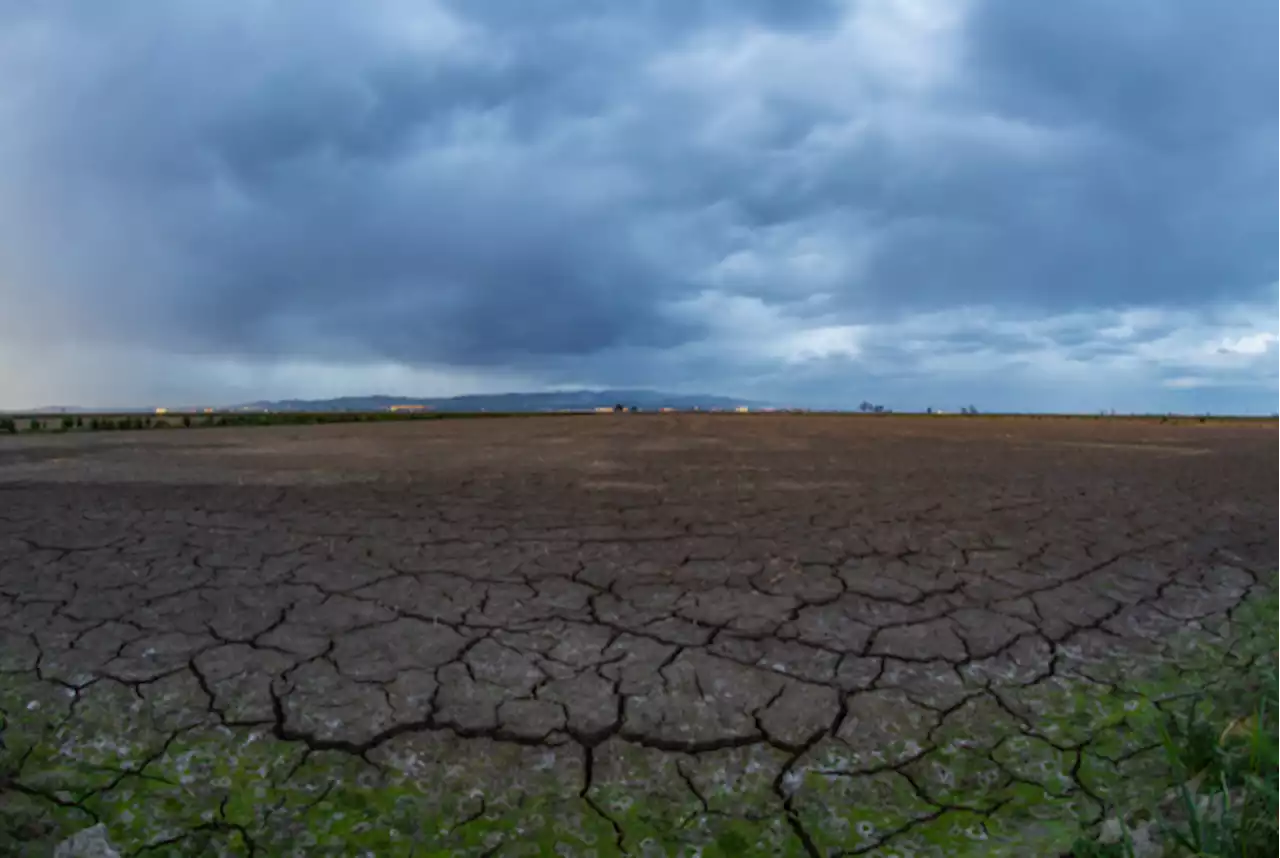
[[1, 0, 1275, 411]]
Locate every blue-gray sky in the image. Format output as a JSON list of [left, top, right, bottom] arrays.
[[1, 0, 1276, 412]]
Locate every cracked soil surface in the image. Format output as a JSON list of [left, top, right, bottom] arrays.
[[1, 414, 1275, 855]]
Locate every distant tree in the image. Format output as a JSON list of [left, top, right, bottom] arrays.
[[74, 416, 83, 429], [61, 416, 74, 431], [858, 401, 873, 413], [182, 415, 192, 428], [27, 418, 41, 432], [925, 407, 933, 415], [0, 418, 14, 434]]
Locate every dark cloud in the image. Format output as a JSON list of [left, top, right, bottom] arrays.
[[970, 0, 1275, 146], [0, 0, 1274, 411], [952, 0, 1278, 308], [2, 0, 710, 365]]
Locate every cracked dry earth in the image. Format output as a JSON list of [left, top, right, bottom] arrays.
[[0, 415, 1276, 856]]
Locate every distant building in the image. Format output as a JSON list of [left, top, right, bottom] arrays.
[[154, 407, 168, 415], [594, 407, 614, 413], [735, 406, 749, 413], [389, 404, 431, 412], [660, 407, 676, 412]]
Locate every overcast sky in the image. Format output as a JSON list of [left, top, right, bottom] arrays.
[[1, 0, 1275, 412]]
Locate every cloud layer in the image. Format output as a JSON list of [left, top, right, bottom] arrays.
[[1, 0, 1275, 411]]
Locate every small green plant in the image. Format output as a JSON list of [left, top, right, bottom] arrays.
[[1157, 698, 1277, 856], [1070, 599, 1278, 858]]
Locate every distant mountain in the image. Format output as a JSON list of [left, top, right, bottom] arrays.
[[7, 390, 770, 414], [235, 389, 768, 413]]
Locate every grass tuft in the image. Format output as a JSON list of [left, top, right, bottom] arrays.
[[1070, 598, 1278, 858]]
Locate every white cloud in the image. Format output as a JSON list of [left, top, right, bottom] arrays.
[[1214, 332, 1276, 355], [661, 290, 867, 366], [698, 212, 877, 298], [1163, 376, 1212, 389], [773, 325, 865, 363], [646, 0, 970, 137]]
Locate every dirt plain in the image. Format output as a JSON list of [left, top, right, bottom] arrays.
[[0, 414, 1276, 855]]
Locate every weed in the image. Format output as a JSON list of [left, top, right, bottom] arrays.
[[1070, 599, 1278, 858]]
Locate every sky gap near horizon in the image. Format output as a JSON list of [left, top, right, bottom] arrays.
[[0, 0, 1276, 414]]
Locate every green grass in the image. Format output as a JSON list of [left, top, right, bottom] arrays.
[[1070, 597, 1278, 858]]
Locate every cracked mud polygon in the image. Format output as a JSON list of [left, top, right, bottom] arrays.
[[1, 414, 1275, 856]]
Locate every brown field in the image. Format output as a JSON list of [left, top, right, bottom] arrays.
[[1, 414, 1275, 854]]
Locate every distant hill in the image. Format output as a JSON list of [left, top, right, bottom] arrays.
[[9, 390, 770, 414], [235, 389, 768, 413]]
